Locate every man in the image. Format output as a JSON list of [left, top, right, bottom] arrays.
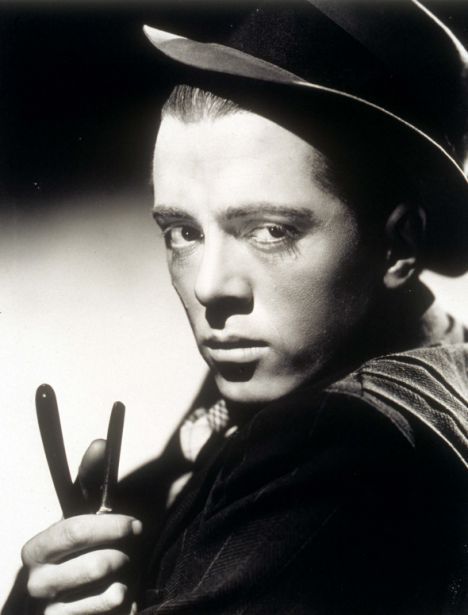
[[4, 1, 467, 613]]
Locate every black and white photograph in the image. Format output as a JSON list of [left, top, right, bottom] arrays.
[[1, 1, 467, 613]]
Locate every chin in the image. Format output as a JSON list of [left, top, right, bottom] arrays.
[[213, 369, 304, 405]]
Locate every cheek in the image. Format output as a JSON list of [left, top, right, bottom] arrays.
[[262, 272, 334, 343], [259, 239, 376, 344], [167, 257, 202, 320]]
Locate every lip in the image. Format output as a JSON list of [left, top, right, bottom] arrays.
[[203, 337, 268, 363]]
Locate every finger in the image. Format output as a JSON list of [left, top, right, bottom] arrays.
[[22, 515, 143, 566], [77, 439, 107, 507], [43, 582, 129, 615], [27, 549, 130, 600]]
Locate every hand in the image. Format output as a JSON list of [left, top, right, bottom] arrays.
[[21, 441, 143, 614]]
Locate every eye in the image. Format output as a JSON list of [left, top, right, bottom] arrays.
[[249, 224, 298, 244], [164, 225, 203, 249]]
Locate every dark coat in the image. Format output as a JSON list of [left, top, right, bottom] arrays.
[[131, 344, 468, 614], [4, 344, 468, 614]]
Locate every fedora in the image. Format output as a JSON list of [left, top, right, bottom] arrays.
[[144, 0, 468, 275]]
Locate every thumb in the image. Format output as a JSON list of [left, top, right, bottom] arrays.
[[77, 438, 107, 510]]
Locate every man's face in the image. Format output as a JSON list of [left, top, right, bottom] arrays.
[[153, 111, 383, 403]]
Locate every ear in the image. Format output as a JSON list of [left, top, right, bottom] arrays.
[[383, 204, 426, 290]]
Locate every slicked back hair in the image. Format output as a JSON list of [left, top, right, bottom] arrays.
[[162, 84, 242, 122]]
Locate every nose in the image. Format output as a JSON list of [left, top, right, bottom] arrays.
[[194, 236, 253, 327]]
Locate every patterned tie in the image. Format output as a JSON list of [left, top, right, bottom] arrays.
[[167, 400, 237, 508], [179, 399, 234, 463]]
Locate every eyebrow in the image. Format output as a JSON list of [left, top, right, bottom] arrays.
[[152, 203, 317, 224], [152, 205, 193, 220], [223, 204, 316, 224]]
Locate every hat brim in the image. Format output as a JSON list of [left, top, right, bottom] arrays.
[[144, 25, 468, 276]]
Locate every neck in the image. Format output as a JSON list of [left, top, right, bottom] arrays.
[[313, 280, 440, 390], [367, 279, 436, 356]]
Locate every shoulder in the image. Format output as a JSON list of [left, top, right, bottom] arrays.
[[327, 342, 468, 470], [214, 342, 468, 507]]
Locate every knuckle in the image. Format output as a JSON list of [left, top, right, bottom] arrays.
[[81, 549, 129, 584], [62, 518, 84, 547], [86, 555, 111, 583], [21, 532, 48, 566], [26, 574, 42, 598], [103, 582, 127, 610], [111, 549, 130, 570], [21, 540, 34, 566], [22, 519, 74, 566], [26, 570, 47, 599], [44, 604, 65, 615]]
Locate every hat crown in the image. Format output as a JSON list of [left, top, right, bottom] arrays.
[[223, 0, 467, 170]]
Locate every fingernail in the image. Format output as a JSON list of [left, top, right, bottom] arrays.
[[131, 519, 143, 535]]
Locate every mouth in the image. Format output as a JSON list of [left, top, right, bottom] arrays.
[[203, 337, 268, 363]]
